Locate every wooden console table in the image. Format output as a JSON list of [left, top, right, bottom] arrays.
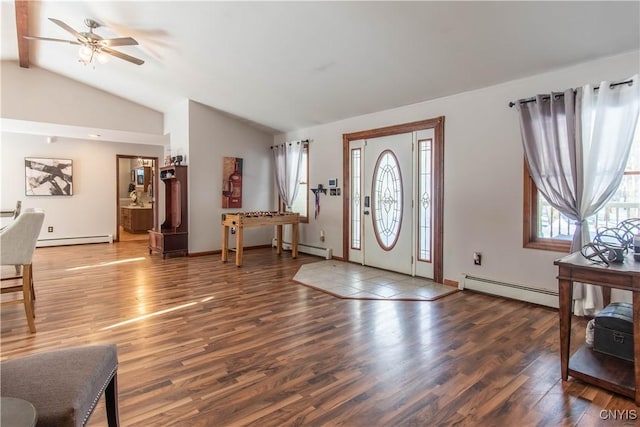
[[555, 252, 640, 404], [221, 211, 299, 267]]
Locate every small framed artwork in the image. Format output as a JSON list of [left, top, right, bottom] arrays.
[[222, 157, 243, 208], [25, 157, 73, 196]]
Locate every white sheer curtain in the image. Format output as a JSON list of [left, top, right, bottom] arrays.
[[272, 140, 304, 211], [573, 75, 640, 315], [517, 75, 639, 316]]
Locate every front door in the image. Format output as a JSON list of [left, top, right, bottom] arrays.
[[362, 133, 413, 274], [347, 122, 439, 280]]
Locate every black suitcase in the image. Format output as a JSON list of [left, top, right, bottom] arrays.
[[593, 302, 634, 362]]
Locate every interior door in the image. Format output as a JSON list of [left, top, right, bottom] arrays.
[[362, 133, 413, 274]]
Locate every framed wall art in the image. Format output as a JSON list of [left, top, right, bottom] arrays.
[[222, 157, 243, 208], [25, 157, 73, 196]]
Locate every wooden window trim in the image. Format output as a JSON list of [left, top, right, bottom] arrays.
[[522, 160, 570, 253], [524, 158, 638, 253]]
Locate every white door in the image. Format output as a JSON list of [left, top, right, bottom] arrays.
[[362, 133, 413, 274]]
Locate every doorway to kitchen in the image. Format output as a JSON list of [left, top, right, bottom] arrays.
[[116, 155, 158, 242]]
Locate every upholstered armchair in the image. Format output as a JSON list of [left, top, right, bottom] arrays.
[[0, 208, 45, 333]]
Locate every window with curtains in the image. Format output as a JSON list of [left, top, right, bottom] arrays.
[[280, 143, 309, 222], [524, 117, 640, 252]]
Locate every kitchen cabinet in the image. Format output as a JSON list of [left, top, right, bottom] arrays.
[[121, 207, 153, 233]]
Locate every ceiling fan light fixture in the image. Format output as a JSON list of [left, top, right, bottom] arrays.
[[27, 17, 144, 66], [97, 50, 109, 64], [78, 45, 93, 62]]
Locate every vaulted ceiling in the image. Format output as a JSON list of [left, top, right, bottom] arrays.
[[2, 1, 639, 134]]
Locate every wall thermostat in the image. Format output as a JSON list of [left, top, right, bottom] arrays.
[[328, 178, 338, 188]]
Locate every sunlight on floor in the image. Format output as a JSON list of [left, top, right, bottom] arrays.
[[66, 257, 146, 271], [293, 261, 458, 301], [100, 296, 214, 330]]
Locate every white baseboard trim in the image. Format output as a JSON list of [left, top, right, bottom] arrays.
[[37, 235, 113, 247], [461, 274, 558, 308], [272, 238, 332, 260]]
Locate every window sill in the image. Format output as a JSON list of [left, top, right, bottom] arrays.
[[524, 238, 571, 253]]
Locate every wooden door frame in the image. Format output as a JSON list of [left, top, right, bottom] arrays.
[[115, 155, 159, 242], [342, 117, 445, 283]]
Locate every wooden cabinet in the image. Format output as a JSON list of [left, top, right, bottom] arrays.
[[122, 207, 153, 233], [148, 165, 188, 258]]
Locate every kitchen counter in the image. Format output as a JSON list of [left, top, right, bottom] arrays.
[[121, 206, 153, 233]]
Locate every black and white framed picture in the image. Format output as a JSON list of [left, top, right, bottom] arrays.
[[25, 157, 73, 196]]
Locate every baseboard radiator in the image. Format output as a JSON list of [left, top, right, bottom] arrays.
[[37, 235, 113, 247], [272, 238, 332, 260], [461, 274, 558, 308]]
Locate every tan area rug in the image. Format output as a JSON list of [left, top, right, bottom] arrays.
[[293, 260, 459, 301]]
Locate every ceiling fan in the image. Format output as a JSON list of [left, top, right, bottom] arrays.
[[25, 18, 144, 66]]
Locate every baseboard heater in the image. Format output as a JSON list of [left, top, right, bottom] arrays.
[[37, 235, 113, 247], [272, 238, 332, 260], [461, 274, 558, 308]]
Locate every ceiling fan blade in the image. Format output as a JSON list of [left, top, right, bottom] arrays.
[[101, 46, 144, 65], [24, 35, 81, 45], [48, 18, 86, 42], [101, 37, 139, 47]]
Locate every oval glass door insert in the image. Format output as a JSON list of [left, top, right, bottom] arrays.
[[372, 149, 403, 250]]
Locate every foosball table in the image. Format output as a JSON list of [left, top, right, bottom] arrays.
[[221, 211, 299, 267]]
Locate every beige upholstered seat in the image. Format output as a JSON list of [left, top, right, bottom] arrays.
[[0, 208, 45, 333], [1, 344, 120, 427]]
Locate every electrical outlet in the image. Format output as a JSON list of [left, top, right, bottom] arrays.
[[47, 226, 53, 233], [473, 252, 482, 266], [231, 227, 236, 235]]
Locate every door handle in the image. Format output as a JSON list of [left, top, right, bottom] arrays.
[[363, 210, 370, 215]]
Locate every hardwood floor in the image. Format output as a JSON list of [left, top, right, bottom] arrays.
[[1, 241, 637, 426], [118, 225, 148, 242]]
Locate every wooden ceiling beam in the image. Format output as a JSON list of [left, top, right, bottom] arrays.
[[15, 0, 30, 68]]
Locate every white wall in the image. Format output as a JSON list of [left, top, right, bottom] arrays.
[[163, 99, 190, 164], [1, 132, 163, 240], [188, 101, 275, 253], [2, 62, 275, 253], [276, 50, 640, 295], [1, 61, 162, 134], [1, 61, 166, 242]]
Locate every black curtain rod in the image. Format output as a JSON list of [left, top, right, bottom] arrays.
[[270, 139, 310, 149], [508, 79, 634, 108]]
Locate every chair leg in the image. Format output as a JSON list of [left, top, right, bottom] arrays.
[[105, 373, 120, 427], [30, 267, 36, 302], [22, 264, 36, 333]]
